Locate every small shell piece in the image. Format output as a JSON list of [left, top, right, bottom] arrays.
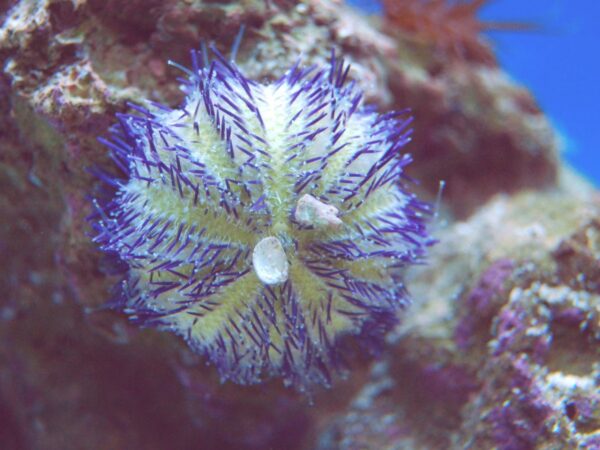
[[295, 194, 343, 229], [252, 236, 289, 285]]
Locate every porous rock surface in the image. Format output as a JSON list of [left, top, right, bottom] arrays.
[[0, 1, 595, 449], [320, 183, 600, 449]]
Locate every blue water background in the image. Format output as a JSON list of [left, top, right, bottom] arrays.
[[348, 0, 600, 186]]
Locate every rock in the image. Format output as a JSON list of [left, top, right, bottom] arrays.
[[389, 62, 559, 218], [319, 187, 600, 449]]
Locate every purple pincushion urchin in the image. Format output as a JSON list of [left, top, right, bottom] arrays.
[[90, 46, 432, 389]]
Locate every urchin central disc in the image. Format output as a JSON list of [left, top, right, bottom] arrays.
[[252, 236, 289, 285]]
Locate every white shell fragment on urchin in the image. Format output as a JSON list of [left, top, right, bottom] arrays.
[[295, 194, 343, 229], [91, 46, 432, 389], [252, 236, 289, 285]]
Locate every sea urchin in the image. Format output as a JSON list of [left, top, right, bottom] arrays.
[[91, 47, 431, 388]]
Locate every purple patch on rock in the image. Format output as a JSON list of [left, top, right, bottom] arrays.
[[489, 356, 553, 450], [420, 363, 479, 405], [553, 307, 587, 327], [493, 304, 528, 356], [581, 435, 600, 449], [455, 258, 514, 349]]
